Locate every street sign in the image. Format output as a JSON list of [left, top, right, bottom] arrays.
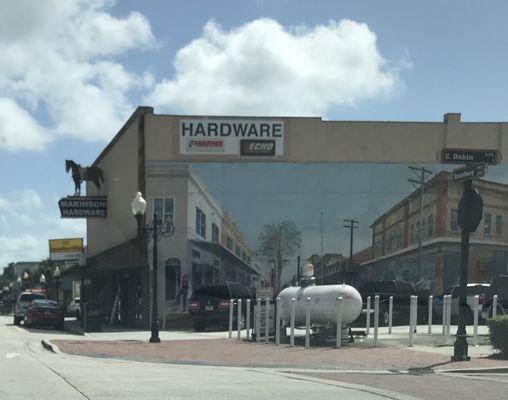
[[451, 163, 487, 182], [58, 196, 107, 218], [439, 148, 501, 165]]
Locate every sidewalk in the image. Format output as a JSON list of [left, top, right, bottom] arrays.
[[49, 324, 508, 372]]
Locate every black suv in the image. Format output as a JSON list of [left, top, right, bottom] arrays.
[[188, 282, 254, 332], [355, 280, 427, 326], [482, 275, 508, 319]]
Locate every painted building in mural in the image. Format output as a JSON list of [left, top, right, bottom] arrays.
[[361, 171, 508, 294]]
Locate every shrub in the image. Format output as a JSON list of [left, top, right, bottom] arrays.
[[487, 315, 508, 356]]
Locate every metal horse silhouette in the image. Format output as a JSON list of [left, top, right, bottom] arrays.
[[65, 160, 104, 196]]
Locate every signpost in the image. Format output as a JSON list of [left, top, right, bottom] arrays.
[[440, 148, 500, 362], [439, 148, 501, 165], [451, 163, 487, 182]]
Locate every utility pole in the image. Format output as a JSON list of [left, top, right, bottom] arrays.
[[408, 166, 433, 281], [343, 219, 359, 272]]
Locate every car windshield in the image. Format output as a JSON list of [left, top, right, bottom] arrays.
[[31, 300, 58, 308], [19, 294, 46, 303]]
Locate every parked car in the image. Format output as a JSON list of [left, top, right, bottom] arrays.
[[24, 299, 65, 330], [188, 282, 254, 332], [434, 283, 490, 324], [482, 275, 508, 319], [67, 297, 81, 317], [13, 292, 46, 325], [354, 280, 427, 326]]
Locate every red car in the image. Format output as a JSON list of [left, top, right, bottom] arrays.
[[24, 300, 65, 330]]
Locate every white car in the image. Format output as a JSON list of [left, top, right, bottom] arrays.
[[67, 297, 81, 317], [13, 292, 47, 325]]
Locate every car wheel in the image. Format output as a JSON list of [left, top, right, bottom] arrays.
[[55, 322, 65, 331], [381, 310, 390, 326], [13, 317, 21, 326], [233, 314, 246, 330]]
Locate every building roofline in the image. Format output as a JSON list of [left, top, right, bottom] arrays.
[[92, 106, 154, 167]]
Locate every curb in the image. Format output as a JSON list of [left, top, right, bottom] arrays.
[[41, 339, 54, 353], [438, 367, 508, 374]]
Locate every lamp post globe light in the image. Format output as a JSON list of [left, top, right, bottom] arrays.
[[39, 273, 46, 295], [53, 267, 61, 303], [131, 191, 174, 343]]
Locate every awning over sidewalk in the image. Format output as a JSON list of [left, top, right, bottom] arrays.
[[190, 239, 260, 276]]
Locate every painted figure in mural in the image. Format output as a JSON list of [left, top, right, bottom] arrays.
[[179, 274, 189, 311], [65, 160, 104, 196]]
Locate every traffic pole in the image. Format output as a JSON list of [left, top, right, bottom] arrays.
[[473, 295, 479, 346]]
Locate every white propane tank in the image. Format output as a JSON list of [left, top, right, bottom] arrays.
[[278, 284, 362, 326]]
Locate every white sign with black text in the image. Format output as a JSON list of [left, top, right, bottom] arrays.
[[180, 119, 284, 156]]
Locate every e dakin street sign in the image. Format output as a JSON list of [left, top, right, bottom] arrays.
[[451, 163, 487, 182], [439, 148, 502, 165]]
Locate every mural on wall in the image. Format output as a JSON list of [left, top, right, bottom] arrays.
[[187, 162, 508, 294]]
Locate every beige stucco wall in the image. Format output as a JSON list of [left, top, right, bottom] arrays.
[[144, 112, 507, 164], [87, 115, 140, 257]]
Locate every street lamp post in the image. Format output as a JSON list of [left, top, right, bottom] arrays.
[[39, 274, 46, 296], [53, 267, 61, 303], [131, 192, 174, 343]]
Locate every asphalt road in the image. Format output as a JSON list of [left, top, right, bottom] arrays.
[[0, 316, 407, 400]]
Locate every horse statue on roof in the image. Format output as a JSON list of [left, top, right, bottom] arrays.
[[65, 160, 104, 196]]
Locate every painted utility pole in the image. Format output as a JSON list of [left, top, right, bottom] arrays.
[[343, 219, 359, 272], [320, 211, 324, 285], [408, 166, 433, 281]]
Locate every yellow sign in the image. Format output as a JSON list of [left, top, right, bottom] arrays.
[[49, 238, 83, 261]]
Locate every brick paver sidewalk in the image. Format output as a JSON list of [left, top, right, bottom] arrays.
[[52, 339, 508, 371]]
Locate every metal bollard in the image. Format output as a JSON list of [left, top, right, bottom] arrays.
[[445, 295, 452, 338], [428, 295, 433, 334], [473, 295, 479, 346], [413, 295, 418, 334], [441, 295, 448, 335], [305, 297, 311, 349], [493, 295, 498, 317], [388, 296, 393, 334], [336, 296, 343, 348], [237, 298, 242, 340], [275, 298, 281, 345], [256, 298, 261, 343], [246, 299, 251, 340], [229, 299, 234, 339], [409, 295, 416, 347], [264, 297, 270, 343], [374, 295, 379, 347], [290, 298, 296, 347], [366, 296, 371, 335]]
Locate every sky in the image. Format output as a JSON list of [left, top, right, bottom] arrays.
[[0, 0, 507, 271]]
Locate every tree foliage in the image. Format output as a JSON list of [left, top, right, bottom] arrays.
[[257, 221, 301, 290]]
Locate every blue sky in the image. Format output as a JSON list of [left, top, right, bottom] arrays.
[[0, 0, 507, 270]]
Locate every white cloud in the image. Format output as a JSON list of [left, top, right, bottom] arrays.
[[0, 0, 156, 151], [0, 189, 86, 268], [0, 98, 50, 151], [148, 18, 406, 116]]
